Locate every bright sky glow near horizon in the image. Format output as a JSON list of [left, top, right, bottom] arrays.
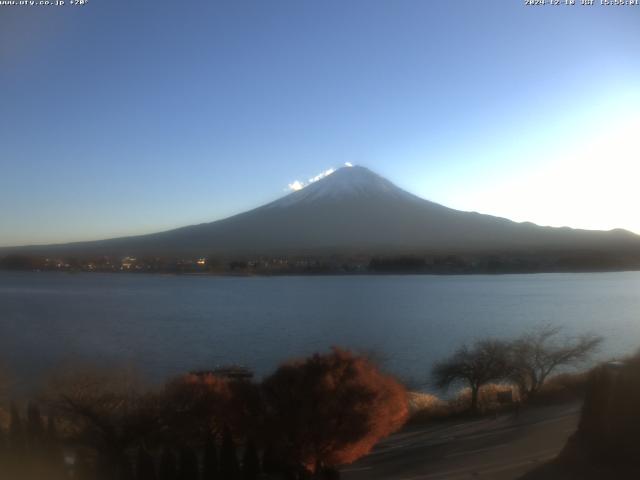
[[1, 0, 639, 246]]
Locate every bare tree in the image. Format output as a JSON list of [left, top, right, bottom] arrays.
[[45, 366, 158, 479], [432, 339, 511, 414], [508, 325, 603, 399]]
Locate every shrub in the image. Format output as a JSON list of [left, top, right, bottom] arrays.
[[261, 348, 408, 473]]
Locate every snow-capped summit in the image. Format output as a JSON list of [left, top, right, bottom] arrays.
[[271, 166, 418, 208]]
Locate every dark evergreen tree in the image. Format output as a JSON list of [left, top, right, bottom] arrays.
[[46, 414, 57, 438], [0, 425, 8, 475], [282, 468, 298, 480], [177, 447, 198, 480], [74, 449, 96, 480], [314, 465, 340, 479], [8, 402, 25, 454], [119, 454, 135, 480], [220, 425, 239, 479], [261, 445, 280, 475], [26, 402, 46, 449], [159, 448, 177, 480], [241, 440, 259, 480], [202, 434, 218, 479], [44, 415, 63, 466], [136, 447, 157, 480], [324, 467, 341, 480], [95, 451, 116, 480]]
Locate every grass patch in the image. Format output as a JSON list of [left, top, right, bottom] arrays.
[[408, 373, 589, 425], [408, 383, 520, 424]]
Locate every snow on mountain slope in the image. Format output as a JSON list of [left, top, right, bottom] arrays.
[[269, 166, 420, 208]]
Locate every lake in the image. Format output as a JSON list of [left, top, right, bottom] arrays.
[[1, 271, 639, 392]]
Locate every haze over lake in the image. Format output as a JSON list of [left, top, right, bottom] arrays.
[[2, 271, 639, 391]]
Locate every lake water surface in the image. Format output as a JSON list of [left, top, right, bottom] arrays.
[[1, 271, 639, 391]]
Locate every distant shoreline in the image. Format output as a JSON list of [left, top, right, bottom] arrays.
[[2, 267, 640, 277], [4, 245, 640, 278]]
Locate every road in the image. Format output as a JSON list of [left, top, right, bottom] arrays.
[[341, 403, 581, 480]]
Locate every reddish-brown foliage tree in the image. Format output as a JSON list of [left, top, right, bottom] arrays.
[[261, 348, 408, 472], [161, 372, 263, 443], [161, 373, 234, 443]]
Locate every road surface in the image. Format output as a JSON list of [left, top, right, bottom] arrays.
[[341, 403, 581, 480]]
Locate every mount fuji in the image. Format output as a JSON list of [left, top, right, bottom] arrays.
[[5, 166, 640, 258]]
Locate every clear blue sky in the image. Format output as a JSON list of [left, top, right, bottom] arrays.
[[1, 0, 639, 246]]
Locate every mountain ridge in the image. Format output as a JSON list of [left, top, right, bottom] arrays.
[[2, 166, 639, 258]]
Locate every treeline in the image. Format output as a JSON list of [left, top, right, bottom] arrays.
[[369, 252, 640, 274], [3, 251, 640, 275], [0, 254, 350, 275], [0, 348, 408, 480], [0, 255, 216, 274]]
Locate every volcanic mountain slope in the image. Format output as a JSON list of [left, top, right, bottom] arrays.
[[6, 166, 640, 257]]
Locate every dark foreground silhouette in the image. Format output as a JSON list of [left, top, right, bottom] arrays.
[[2, 339, 634, 479], [0, 348, 408, 480], [521, 355, 640, 479]]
